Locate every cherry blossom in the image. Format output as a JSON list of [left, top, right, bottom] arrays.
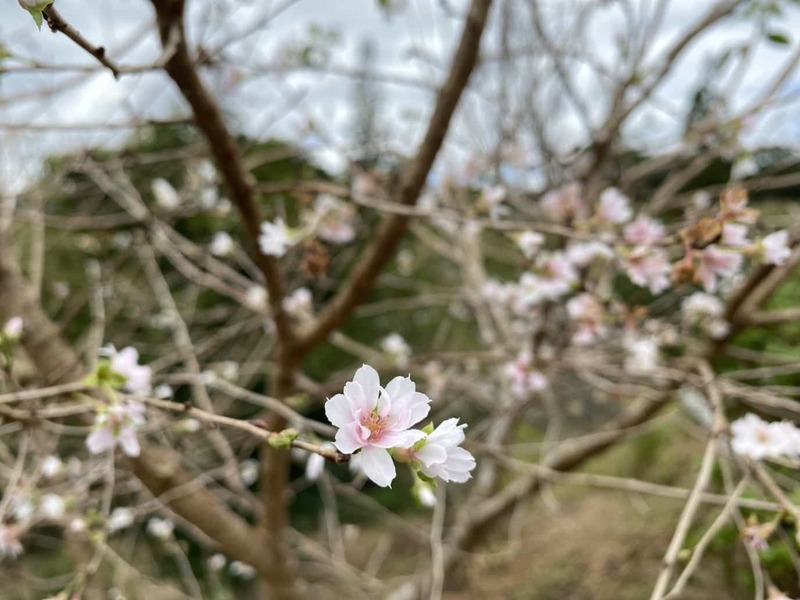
[[40, 456, 63, 479], [534, 252, 578, 300], [505, 350, 548, 397], [516, 231, 544, 259], [244, 285, 267, 311], [730, 413, 800, 460], [479, 185, 508, 220], [209, 231, 234, 256], [721, 223, 749, 247], [566, 293, 606, 345], [0, 525, 22, 560], [38, 494, 66, 521], [151, 178, 180, 210], [622, 247, 671, 294], [760, 230, 791, 266], [86, 400, 146, 457], [597, 188, 632, 224], [312, 194, 357, 244], [566, 241, 614, 267], [147, 517, 175, 539], [381, 333, 411, 368], [324, 365, 430, 487], [3, 317, 22, 339], [107, 507, 135, 533], [623, 215, 666, 246], [410, 418, 476, 483], [720, 188, 758, 224], [696, 245, 743, 292], [623, 335, 660, 372], [540, 183, 587, 223], [103, 346, 152, 395], [282, 287, 313, 318], [258, 218, 296, 257]]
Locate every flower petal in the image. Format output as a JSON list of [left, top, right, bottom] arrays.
[[359, 446, 396, 487], [86, 427, 114, 455], [371, 428, 425, 449], [352, 364, 380, 406], [334, 422, 364, 454], [325, 393, 353, 428], [118, 427, 141, 457], [416, 442, 448, 467], [386, 376, 415, 401]]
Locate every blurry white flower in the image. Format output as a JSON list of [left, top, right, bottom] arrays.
[[229, 561, 256, 579], [240, 459, 259, 486], [107, 508, 135, 533], [504, 350, 548, 397], [381, 333, 411, 368], [113, 231, 133, 249], [760, 231, 791, 266], [305, 449, 327, 482], [102, 346, 152, 395], [10, 495, 34, 524], [39, 494, 66, 521], [623, 335, 659, 371], [721, 223, 749, 247], [86, 401, 146, 457], [3, 317, 22, 339], [312, 195, 357, 244], [258, 218, 296, 257], [565, 241, 614, 267], [207, 553, 226, 572], [413, 480, 437, 508], [0, 525, 22, 560], [146, 517, 174, 540], [282, 287, 313, 318], [244, 286, 268, 311], [209, 232, 234, 257], [597, 188, 632, 224], [731, 413, 800, 460], [154, 384, 174, 399], [479, 185, 508, 220], [623, 216, 666, 246], [152, 178, 180, 210], [516, 231, 544, 259], [40, 456, 63, 479]]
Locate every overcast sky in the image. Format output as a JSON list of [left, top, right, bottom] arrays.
[[3, 0, 800, 193]]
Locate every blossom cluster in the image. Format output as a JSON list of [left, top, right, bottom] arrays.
[[730, 413, 800, 461], [324, 364, 475, 488], [470, 186, 792, 392], [257, 193, 359, 258]]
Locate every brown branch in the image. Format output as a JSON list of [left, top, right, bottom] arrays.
[[0, 235, 271, 579], [295, 0, 494, 353], [148, 0, 294, 345], [41, 5, 121, 79]]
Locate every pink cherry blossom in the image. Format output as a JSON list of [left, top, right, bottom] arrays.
[[566, 293, 606, 345], [411, 418, 476, 483], [313, 194, 357, 244], [325, 365, 430, 487], [760, 230, 791, 266], [86, 400, 146, 457], [517, 231, 545, 259], [0, 525, 22, 560], [104, 346, 152, 395], [623, 216, 666, 246], [696, 245, 742, 292], [621, 247, 671, 294], [721, 223, 749, 247], [540, 183, 587, 223], [535, 252, 578, 300], [566, 241, 614, 267], [597, 188, 632, 224], [3, 317, 22, 338], [504, 350, 549, 397], [258, 218, 296, 257], [282, 287, 313, 318]]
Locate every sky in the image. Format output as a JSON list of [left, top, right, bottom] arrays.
[[3, 0, 800, 193]]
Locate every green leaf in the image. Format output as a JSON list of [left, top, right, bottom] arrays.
[[767, 31, 791, 45], [17, 0, 54, 31]]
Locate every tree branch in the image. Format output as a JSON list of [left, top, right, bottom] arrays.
[[295, 0, 494, 353]]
